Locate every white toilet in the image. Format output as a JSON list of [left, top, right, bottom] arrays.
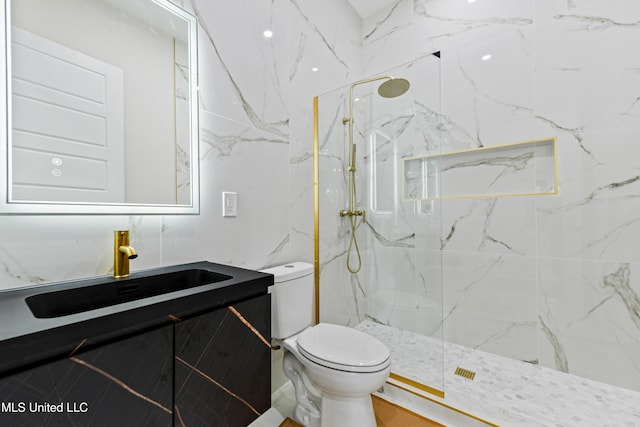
[[262, 262, 391, 427]]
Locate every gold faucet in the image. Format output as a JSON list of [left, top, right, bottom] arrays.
[[114, 230, 138, 279]]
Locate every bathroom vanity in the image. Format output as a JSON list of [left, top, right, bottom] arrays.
[[0, 262, 273, 426]]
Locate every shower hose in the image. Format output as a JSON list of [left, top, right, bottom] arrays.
[[346, 179, 365, 274]]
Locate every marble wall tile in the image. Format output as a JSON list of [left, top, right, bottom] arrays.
[[538, 257, 640, 390], [175, 42, 192, 205], [361, 0, 421, 75], [441, 197, 537, 256], [536, 125, 640, 262], [288, 0, 362, 265], [440, 28, 535, 151], [162, 111, 290, 270], [0, 215, 162, 291], [442, 251, 538, 362], [534, 1, 640, 132], [412, 0, 533, 57], [288, 0, 363, 93], [185, 0, 290, 138], [336, 0, 640, 394]]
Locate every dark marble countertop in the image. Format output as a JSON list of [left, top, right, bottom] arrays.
[[0, 261, 273, 377]]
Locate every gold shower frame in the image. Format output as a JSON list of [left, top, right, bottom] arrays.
[[312, 96, 532, 425], [313, 96, 445, 399]]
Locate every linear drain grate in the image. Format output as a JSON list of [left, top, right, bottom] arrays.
[[454, 366, 476, 380]]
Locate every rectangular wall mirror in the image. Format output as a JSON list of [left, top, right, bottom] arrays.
[[1, 0, 199, 214]]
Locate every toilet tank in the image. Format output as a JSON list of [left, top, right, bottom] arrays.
[[261, 262, 314, 339]]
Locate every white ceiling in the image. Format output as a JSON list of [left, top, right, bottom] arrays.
[[346, 0, 397, 19]]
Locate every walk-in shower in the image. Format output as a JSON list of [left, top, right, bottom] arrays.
[[315, 53, 444, 397], [339, 75, 411, 274]]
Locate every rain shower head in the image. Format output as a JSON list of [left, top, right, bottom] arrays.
[[377, 77, 410, 98], [348, 75, 410, 99]]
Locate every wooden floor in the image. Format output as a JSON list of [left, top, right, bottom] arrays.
[[279, 418, 301, 427], [278, 395, 444, 427], [372, 395, 444, 427]]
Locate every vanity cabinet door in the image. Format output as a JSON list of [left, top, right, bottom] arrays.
[[174, 294, 271, 427], [0, 325, 173, 427]]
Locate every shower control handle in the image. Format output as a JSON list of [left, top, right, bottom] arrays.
[[339, 209, 365, 217]]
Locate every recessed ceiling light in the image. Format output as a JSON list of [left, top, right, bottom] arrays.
[[468, 0, 477, 3], [482, 54, 492, 61], [312, 67, 319, 72], [263, 30, 273, 38]]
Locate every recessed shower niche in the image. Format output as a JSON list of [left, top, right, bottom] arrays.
[[404, 137, 557, 201]]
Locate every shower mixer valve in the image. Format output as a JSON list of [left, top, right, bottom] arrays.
[[339, 209, 365, 217]]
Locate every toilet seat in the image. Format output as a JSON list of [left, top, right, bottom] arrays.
[[296, 323, 390, 373]]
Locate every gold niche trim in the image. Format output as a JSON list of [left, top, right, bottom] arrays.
[[454, 366, 476, 380], [402, 136, 558, 201]]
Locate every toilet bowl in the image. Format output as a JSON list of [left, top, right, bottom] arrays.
[[262, 263, 391, 427]]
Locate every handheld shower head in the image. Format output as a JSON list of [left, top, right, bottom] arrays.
[[377, 77, 410, 98]]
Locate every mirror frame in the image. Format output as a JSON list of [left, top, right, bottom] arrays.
[[0, 0, 200, 215]]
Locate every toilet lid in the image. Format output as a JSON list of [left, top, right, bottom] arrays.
[[296, 323, 390, 373]]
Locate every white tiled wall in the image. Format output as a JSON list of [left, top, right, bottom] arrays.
[[317, 0, 640, 393]]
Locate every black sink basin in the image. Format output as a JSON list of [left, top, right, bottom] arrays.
[[25, 269, 233, 319]]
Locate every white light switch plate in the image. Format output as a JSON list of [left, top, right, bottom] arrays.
[[222, 192, 237, 217]]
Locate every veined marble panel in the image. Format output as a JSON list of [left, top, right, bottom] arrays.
[[536, 125, 640, 262], [183, 0, 289, 138], [288, 0, 362, 264], [440, 28, 535, 152], [440, 197, 537, 256], [318, 251, 368, 327], [535, 0, 640, 132], [0, 215, 162, 291], [162, 111, 290, 270], [538, 257, 640, 391], [412, 0, 533, 55], [361, 0, 421, 76], [442, 251, 538, 362], [288, 0, 363, 93]]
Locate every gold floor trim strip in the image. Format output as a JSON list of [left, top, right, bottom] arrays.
[[386, 378, 500, 427], [389, 372, 444, 398]]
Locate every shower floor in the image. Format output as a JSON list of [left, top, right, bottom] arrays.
[[355, 320, 640, 426]]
